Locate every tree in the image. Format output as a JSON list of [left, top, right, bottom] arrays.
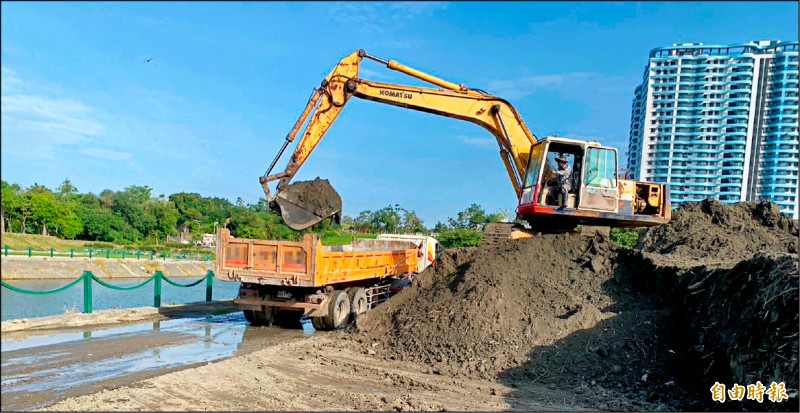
[[354, 210, 374, 232], [371, 205, 402, 233], [27, 188, 61, 236], [1, 181, 22, 233], [151, 201, 180, 239], [448, 203, 488, 230], [106, 185, 159, 239], [401, 210, 425, 234], [57, 178, 78, 199], [341, 215, 355, 226], [80, 193, 101, 209], [55, 204, 84, 239], [99, 189, 115, 211], [76, 206, 130, 242]]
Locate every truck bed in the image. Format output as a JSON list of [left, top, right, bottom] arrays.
[[215, 229, 420, 288]]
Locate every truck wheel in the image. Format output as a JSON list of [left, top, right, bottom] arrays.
[[311, 315, 329, 331], [251, 306, 275, 326], [312, 290, 350, 331], [347, 288, 369, 321], [329, 290, 351, 329], [243, 309, 259, 325]]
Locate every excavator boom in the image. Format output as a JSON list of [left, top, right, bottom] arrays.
[[262, 50, 538, 230]]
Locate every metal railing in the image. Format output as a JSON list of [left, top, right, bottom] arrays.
[[1, 271, 214, 314], [2, 246, 213, 261]]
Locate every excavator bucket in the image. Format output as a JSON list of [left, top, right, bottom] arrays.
[[274, 178, 342, 231]]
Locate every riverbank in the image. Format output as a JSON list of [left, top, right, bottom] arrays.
[[0, 256, 213, 280]]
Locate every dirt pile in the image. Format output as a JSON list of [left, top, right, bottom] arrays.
[[674, 253, 798, 410], [637, 199, 798, 265], [352, 234, 622, 379], [348, 200, 797, 411]]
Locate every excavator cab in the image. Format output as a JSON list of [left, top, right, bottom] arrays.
[[516, 136, 668, 231], [520, 137, 620, 213]]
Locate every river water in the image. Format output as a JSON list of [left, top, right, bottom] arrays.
[[1, 278, 241, 321]]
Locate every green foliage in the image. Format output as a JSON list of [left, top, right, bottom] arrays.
[[436, 229, 483, 248], [1, 179, 510, 256], [447, 203, 509, 231], [610, 227, 645, 249]]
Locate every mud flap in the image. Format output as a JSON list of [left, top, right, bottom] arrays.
[[305, 297, 330, 318]]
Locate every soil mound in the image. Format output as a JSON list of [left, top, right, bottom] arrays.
[[347, 200, 798, 410], [353, 234, 622, 379], [637, 199, 798, 265], [675, 252, 798, 410]]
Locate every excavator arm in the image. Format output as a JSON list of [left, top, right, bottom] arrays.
[[262, 50, 539, 230]]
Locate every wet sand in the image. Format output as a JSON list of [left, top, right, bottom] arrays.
[[1, 313, 304, 411]]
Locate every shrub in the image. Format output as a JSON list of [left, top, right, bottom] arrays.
[[610, 227, 645, 249], [437, 229, 483, 249]]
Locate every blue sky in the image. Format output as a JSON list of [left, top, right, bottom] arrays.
[[2, 1, 797, 225]]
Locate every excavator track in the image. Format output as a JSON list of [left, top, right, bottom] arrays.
[[482, 223, 515, 245], [482, 222, 541, 245]]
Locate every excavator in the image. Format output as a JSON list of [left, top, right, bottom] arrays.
[[260, 50, 670, 240]]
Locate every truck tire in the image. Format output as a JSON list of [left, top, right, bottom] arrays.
[[258, 306, 276, 326], [311, 315, 330, 331], [243, 309, 259, 325], [347, 288, 369, 321], [312, 290, 350, 331]]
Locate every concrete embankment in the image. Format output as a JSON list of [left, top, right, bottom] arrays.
[[0, 256, 213, 280]]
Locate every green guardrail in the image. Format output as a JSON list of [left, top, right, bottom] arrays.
[[1, 270, 215, 314], [1, 246, 213, 261]]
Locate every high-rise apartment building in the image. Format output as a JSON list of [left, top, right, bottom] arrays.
[[627, 40, 799, 218]]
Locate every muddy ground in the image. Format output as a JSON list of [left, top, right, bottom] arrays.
[[37, 200, 799, 411], [3, 312, 304, 411]]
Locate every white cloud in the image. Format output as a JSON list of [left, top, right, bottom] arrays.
[[326, 2, 449, 37], [389, 2, 449, 14], [1, 66, 22, 91], [457, 135, 495, 148], [81, 148, 133, 161], [1, 69, 107, 159]]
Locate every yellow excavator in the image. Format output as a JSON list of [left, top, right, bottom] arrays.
[[260, 50, 670, 239]]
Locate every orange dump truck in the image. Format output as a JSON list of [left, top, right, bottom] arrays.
[[215, 228, 437, 330]]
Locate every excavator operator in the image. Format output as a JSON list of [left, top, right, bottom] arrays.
[[548, 157, 572, 209]]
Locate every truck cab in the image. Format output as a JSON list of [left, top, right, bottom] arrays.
[[516, 137, 671, 230]]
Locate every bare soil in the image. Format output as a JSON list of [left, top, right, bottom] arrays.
[[637, 199, 798, 266], [38, 200, 798, 411]]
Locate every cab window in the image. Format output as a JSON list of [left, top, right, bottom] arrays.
[[523, 143, 545, 188], [584, 148, 617, 188]]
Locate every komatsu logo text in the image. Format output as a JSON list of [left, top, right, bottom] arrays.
[[379, 90, 413, 100]]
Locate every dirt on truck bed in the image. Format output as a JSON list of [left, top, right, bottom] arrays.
[[43, 200, 798, 411]]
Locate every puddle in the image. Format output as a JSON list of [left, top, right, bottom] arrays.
[[1, 312, 305, 411]]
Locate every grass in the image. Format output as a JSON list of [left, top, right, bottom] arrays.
[[1, 233, 118, 252], [1, 233, 213, 260], [321, 233, 377, 246]]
